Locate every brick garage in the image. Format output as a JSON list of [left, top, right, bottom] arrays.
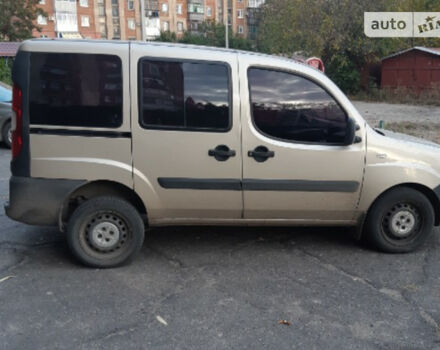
[[381, 47, 440, 93]]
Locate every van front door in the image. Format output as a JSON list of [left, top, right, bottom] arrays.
[[240, 60, 366, 223], [131, 44, 242, 223]]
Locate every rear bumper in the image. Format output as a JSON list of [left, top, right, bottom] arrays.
[[5, 176, 85, 226]]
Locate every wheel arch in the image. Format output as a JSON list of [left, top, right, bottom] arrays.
[[357, 182, 440, 240], [59, 180, 148, 231]]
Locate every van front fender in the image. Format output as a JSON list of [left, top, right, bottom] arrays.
[[358, 162, 440, 213]]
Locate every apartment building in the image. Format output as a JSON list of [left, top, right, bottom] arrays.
[[77, 0, 99, 39], [33, 0, 98, 39], [34, 0, 56, 38], [33, 0, 265, 41], [204, 0, 217, 22], [34, 0, 140, 40], [157, 0, 187, 35], [234, 0, 246, 37], [247, 0, 264, 40], [92, 0, 142, 40], [144, 0, 161, 40]]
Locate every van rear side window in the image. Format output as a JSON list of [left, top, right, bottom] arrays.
[[29, 53, 122, 128], [139, 59, 231, 132]]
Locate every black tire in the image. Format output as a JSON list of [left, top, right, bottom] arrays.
[[67, 196, 145, 268], [364, 187, 434, 253], [2, 121, 11, 148]]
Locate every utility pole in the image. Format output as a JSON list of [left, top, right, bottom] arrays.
[[223, 0, 229, 48], [140, 0, 146, 41]]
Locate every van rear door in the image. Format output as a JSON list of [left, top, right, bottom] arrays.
[[24, 41, 133, 190]]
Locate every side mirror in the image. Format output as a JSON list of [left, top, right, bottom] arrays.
[[344, 118, 362, 145], [344, 118, 356, 145]]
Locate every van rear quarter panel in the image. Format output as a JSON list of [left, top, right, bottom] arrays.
[[22, 40, 133, 189]]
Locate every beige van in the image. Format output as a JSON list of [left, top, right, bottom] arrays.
[[6, 39, 440, 267]]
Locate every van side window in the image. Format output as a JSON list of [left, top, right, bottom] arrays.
[[139, 59, 230, 131], [248, 68, 348, 144], [29, 53, 122, 128]]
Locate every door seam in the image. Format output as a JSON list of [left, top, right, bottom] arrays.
[[237, 53, 245, 219]]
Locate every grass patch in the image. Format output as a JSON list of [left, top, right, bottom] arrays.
[[384, 121, 440, 143], [350, 85, 440, 107]]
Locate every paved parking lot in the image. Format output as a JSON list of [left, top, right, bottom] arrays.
[[1, 144, 440, 349]]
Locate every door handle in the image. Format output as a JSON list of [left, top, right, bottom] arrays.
[[208, 145, 236, 161], [248, 146, 275, 162]]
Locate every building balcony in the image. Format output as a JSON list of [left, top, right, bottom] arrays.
[[145, 0, 159, 11], [188, 12, 204, 22]]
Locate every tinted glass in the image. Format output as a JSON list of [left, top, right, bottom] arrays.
[[248, 68, 348, 144], [30, 53, 122, 127], [140, 60, 230, 131]]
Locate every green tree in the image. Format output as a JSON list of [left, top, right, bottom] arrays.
[[257, 0, 440, 93], [157, 21, 254, 51], [0, 0, 46, 41], [0, 58, 12, 85]]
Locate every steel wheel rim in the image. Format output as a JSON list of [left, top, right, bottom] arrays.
[[381, 202, 422, 244], [79, 211, 132, 257]]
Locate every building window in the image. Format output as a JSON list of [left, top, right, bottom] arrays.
[[188, 3, 203, 13], [190, 21, 198, 31], [161, 3, 168, 12], [39, 0, 46, 4], [176, 3, 183, 15], [163, 21, 169, 31], [139, 60, 231, 131], [29, 53, 123, 128], [177, 21, 183, 32], [237, 9, 244, 18], [99, 23, 106, 37], [238, 25, 243, 33], [128, 18, 136, 30], [98, 4, 105, 16], [206, 6, 212, 17], [111, 0, 118, 4], [81, 16, 90, 27], [128, 0, 134, 10], [248, 68, 349, 145], [79, 0, 88, 7], [113, 25, 121, 37], [37, 15, 47, 25], [112, 6, 119, 17]]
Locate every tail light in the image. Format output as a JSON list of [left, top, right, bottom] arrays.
[[11, 84, 22, 159]]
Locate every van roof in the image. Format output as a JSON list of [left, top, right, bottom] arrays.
[[21, 38, 315, 72]]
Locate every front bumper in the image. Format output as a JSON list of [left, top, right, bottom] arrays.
[[5, 176, 85, 226]]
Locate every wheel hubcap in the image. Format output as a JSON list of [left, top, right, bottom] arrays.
[[390, 210, 415, 237], [382, 202, 421, 241], [90, 222, 120, 248], [83, 213, 129, 253]]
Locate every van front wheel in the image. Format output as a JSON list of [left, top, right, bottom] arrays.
[[364, 187, 434, 253], [67, 196, 145, 268]]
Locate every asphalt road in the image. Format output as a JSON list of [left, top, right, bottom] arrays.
[[1, 147, 440, 349]]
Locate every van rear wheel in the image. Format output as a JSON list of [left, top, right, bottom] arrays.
[[67, 196, 145, 268], [364, 187, 434, 253]]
